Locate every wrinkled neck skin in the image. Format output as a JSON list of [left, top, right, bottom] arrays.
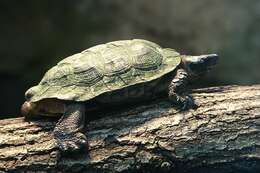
[[21, 99, 65, 118]]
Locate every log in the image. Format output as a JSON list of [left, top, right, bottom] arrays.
[[0, 85, 260, 173]]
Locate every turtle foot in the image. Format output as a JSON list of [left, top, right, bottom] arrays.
[[53, 130, 87, 152], [169, 94, 197, 111], [179, 95, 197, 110]]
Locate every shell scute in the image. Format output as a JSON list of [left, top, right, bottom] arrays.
[[102, 49, 131, 76], [73, 65, 103, 86]]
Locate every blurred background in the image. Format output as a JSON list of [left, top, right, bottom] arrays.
[[0, 0, 260, 117]]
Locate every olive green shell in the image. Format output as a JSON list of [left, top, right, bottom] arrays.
[[27, 39, 181, 102]]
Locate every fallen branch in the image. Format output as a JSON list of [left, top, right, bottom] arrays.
[[0, 85, 260, 173]]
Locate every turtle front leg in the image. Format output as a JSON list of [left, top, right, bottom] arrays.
[[53, 103, 87, 152], [168, 68, 194, 110]]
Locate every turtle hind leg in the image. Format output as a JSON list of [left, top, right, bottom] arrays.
[[53, 103, 87, 152], [168, 68, 195, 110]]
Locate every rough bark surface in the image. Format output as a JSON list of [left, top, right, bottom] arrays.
[[0, 85, 260, 173]]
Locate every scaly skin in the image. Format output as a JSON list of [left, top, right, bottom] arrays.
[[168, 68, 194, 110], [53, 103, 87, 151]]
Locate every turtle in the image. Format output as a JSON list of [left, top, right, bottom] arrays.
[[21, 39, 218, 152]]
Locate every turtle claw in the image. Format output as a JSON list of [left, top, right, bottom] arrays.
[[54, 130, 87, 152], [59, 143, 69, 151], [66, 141, 80, 151], [170, 94, 196, 111], [180, 95, 195, 110]]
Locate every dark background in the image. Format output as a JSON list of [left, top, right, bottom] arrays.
[[1, 0, 260, 117]]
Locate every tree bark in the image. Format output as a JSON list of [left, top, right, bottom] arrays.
[[0, 85, 260, 173]]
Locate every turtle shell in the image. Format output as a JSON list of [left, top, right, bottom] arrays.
[[26, 39, 181, 102]]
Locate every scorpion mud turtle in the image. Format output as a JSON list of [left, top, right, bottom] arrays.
[[21, 39, 218, 151]]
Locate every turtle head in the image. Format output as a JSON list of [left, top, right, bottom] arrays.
[[21, 99, 64, 118], [21, 86, 64, 117], [181, 54, 218, 77]]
